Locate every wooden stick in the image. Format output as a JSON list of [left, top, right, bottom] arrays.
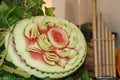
[[92, 0, 98, 77]]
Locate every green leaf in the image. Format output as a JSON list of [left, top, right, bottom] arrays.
[[42, 76, 52, 80], [0, 38, 5, 48], [0, 9, 4, 17], [2, 71, 16, 80], [16, 0, 22, 5], [45, 7, 55, 16], [0, 30, 8, 47], [14, 7, 25, 18], [0, 66, 3, 71], [7, 15, 19, 25], [5, 6, 16, 19], [65, 77, 74, 80], [0, 0, 55, 28], [0, 43, 5, 53], [27, 0, 37, 6], [0, 18, 5, 27], [0, 50, 7, 66], [0, 70, 41, 80], [26, 0, 45, 16], [26, 2, 38, 18], [27, 0, 45, 6], [1, 1, 10, 12], [27, 1, 38, 11], [25, 12, 33, 18], [79, 69, 90, 80], [38, 8, 44, 15], [39, 0, 46, 5]]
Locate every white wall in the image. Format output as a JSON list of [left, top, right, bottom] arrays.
[[52, 0, 65, 19], [52, 0, 92, 25], [65, 0, 80, 25], [79, 0, 92, 25]]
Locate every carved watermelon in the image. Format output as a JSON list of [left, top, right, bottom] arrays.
[[5, 16, 87, 78], [47, 27, 69, 49]]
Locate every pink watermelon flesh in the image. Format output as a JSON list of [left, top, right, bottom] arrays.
[[47, 28, 69, 49], [30, 52, 44, 62], [24, 24, 74, 66], [52, 29, 65, 44]]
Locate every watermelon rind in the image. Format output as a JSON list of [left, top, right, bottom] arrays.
[[5, 33, 86, 78], [5, 16, 87, 78]]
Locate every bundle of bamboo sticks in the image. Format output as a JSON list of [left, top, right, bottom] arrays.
[[92, 0, 116, 78]]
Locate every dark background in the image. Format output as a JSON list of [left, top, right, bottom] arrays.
[[0, 0, 2, 4]]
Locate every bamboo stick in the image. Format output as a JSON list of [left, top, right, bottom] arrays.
[[112, 34, 116, 77], [101, 15, 106, 76], [92, 0, 98, 77], [97, 13, 102, 77], [95, 14, 116, 77], [92, 0, 116, 78], [104, 26, 110, 76], [110, 34, 113, 77], [97, 14, 116, 77], [108, 30, 113, 76]]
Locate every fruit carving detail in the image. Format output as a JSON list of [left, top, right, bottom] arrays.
[[24, 22, 78, 66], [7, 16, 86, 78]]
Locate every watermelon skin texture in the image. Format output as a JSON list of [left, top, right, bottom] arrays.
[[5, 16, 87, 78]]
